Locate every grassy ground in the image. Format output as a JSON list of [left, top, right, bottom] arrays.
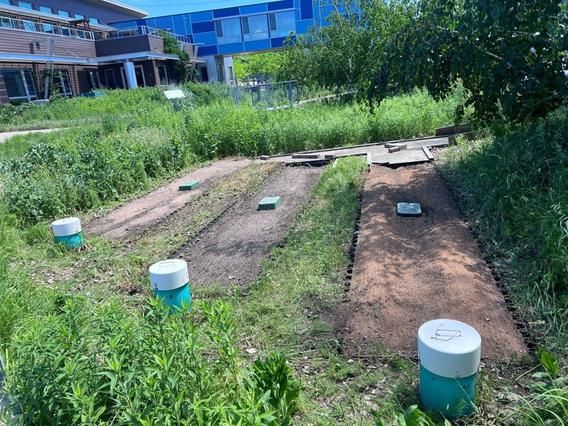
[[2, 154, 563, 424], [0, 158, 367, 423], [437, 107, 568, 425], [0, 89, 459, 227], [2, 89, 565, 423]]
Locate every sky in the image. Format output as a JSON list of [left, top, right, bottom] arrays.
[[127, 0, 273, 17]]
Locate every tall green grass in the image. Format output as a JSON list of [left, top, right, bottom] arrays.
[[0, 84, 224, 132], [1, 89, 458, 225], [438, 107, 568, 354]]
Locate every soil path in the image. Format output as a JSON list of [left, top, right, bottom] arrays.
[[336, 164, 526, 360], [88, 159, 251, 239], [176, 165, 322, 286]]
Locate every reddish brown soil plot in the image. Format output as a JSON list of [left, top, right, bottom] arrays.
[[336, 164, 526, 361], [87, 159, 251, 239], [176, 165, 322, 286]]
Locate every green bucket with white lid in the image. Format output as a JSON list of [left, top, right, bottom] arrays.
[[149, 259, 191, 310], [51, 217, 84, 249], [418, 319, 481, 419]]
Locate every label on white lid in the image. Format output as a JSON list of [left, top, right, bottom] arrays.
[[418, 319, 481, 378]]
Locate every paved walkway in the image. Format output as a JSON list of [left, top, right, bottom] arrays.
[[0, 128, 61, 143]]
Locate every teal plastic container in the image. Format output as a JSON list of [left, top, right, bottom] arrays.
[[149, 259, 191, 311], [153, 282, 191, 310], [419, 365, 477, 418], [51, 217, 84, 249], [54, 232, 84, 249], [418, 319, 481, 419]]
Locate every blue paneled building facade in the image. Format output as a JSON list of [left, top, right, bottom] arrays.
[[112, 0, 337, 82]]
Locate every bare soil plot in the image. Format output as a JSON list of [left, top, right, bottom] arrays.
[[176, 165, 322, 286], [336, 164, 527, 361], [88, 159, 251, 239]]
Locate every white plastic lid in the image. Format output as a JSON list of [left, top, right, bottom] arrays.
[[51, 217, 82, 237], [418, 319, 481, 378], [149, 259, 189, 291]]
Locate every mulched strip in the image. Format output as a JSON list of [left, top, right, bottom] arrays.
[[335, 164, 527, 361], [175, 165, 322, 286], [87, 159, 251, 239]]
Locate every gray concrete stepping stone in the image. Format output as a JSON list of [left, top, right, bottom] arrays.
[[397, 202, 422, 216]]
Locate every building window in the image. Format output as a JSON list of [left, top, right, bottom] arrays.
[[104, 69, 117, 89], [216, 63, 224, 82], [216, 18, 242, 44], [75, 14, 85, 20], [53, 70, 72, 97], [228, 65, 235, 84], [22, 19, 37, 32], [89, 17, 100, 25], [3, 70, 37, 102], [41, 22, 54, 33], [242, 14, 269, 41], [39, 5, 53, 14], [58, 10, 70, 18], [0, 0, 11, 5], [18, 1, 33, 9], [158, 64, 169, 85], [269, 11, 296, 38], [0, 16, 11, 28], [134, 65, 146, 87]]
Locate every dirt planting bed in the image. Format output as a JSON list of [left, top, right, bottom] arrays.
[[175, 165, 322, 286], [335, 164, 527, 361], [87, 159, 251, 239]]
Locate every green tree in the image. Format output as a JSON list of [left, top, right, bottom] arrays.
[[159, 31, 198, 83], [233, 51, 288, 80], [280, 0, 568, 123]]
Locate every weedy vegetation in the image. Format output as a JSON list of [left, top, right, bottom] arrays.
[[0, 0, 566, 420]]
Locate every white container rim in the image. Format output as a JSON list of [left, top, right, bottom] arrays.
[[418, 319, 481, 378], [149, 259, 189, 291], [51, 217, 82, 237]]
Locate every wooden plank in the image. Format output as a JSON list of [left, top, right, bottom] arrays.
[[405, 138, 450, 150], [291, 153, 320, 160], [388, 144, 407, 153], [435, 124, 470, 136], [371, 149, 430, 166], [422, 146, 434, 161]]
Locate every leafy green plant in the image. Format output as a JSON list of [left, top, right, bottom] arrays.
[[373, 405, 452, 426], [248, 354, 300, 426], [4, 297, 300, 425]]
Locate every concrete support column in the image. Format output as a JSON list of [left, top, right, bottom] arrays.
[[124, 61, 138, 89], [203, 56, 218, 83]]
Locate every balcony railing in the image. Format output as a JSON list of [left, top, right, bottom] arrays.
[[0, 15, 94, 40], [99, 26, 192, 45]]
